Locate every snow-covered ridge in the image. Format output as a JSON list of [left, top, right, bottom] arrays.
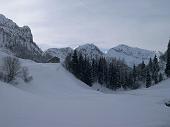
[[106, 44, 160, 67], [0, 14, 43, 60], [44, 47, 73, 62], [44, 43, 104, 62], [0, 14, 18, 28], [75, 43, 104, 59], [110, 44, 157, 58], [45, 43, 159, 67]]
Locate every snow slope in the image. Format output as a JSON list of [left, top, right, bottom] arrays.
[[0, 58, 170, 127]]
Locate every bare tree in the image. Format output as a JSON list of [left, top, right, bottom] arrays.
[[21, 67, 33, 83], [3, 56, 21, 83]]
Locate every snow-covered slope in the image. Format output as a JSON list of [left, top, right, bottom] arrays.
[[75, 43, 104, 59], [44, 47, 73, 62], [107, 44, 159, 67], [0, 14, 43, 60], [0, 58, 170, 127]]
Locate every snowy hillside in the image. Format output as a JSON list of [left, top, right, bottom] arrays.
[[0, 14, 43, 60], [107, 44, 159, 67], [0, 56, 170, 127], [44, 47, 73, 62], [75, 43, 104, 59]]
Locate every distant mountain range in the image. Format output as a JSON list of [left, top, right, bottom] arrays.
[[0, 14, 161, 66], [45, 43, 161, 67]]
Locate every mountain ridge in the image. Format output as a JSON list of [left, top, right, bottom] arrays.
[[0, 14, 161, 66], [0, 14, 43, 62], [46, 43, 160, 67]]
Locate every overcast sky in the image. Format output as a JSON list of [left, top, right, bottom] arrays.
[[0, 0, 170, 51]]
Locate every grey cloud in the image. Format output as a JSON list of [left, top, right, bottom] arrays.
[[0, 0, 170, 51]]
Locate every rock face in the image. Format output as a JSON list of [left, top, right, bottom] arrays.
[[44, 47, 73, 62], [107, 44, 159, 67], [0, 14, 43, 62]]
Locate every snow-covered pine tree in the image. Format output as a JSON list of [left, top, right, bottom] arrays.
[[141, 61, 146, 81], [146, 70, 152, 88], [132, 64, 137, 84], [152, 55, 159, 84], [148, 58, 153, 72]]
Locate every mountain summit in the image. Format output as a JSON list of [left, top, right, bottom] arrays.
[[44, 47, 73, 62], [0, 14, 43, 61], [107, 44, 159, 67], [75, 43, 104, 59]]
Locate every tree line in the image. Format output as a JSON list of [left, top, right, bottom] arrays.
[[64, 50, 164, 91]]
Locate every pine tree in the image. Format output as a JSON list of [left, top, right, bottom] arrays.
[[159, 73, 163, 82], [64, 53, 72, 71], [132, 64, 137, 84], [140, 61, 146, 82], [91, 59, 98, 83], [103, 58, 108, 86], [127, 72, 134, 89], [98, 57, 105, 85], [152, 55, 159, 84], [71, 50, 79, 77], [122, 71, 128, 90], [78, 53, 84, 80], [148, 58, 153, 73], [83, 57, 93, 87], [141, 61, 146, 70], [153, 55, 159, 72], [165, 40, 170, 77], [146, 70, 152, 88], [108, 63, 119, 90]]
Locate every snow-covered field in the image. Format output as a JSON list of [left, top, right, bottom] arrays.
[[0, 60, 170, 127]]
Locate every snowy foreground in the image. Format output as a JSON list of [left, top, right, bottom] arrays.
[[0, 61, 170, 127]]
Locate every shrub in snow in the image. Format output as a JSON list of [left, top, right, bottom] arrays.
[[20, 67, 33, 83], [3, 56, 21, 83], [0, 56, 33, 84]]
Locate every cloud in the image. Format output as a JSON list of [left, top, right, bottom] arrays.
[[0, 0, 170, 51]]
